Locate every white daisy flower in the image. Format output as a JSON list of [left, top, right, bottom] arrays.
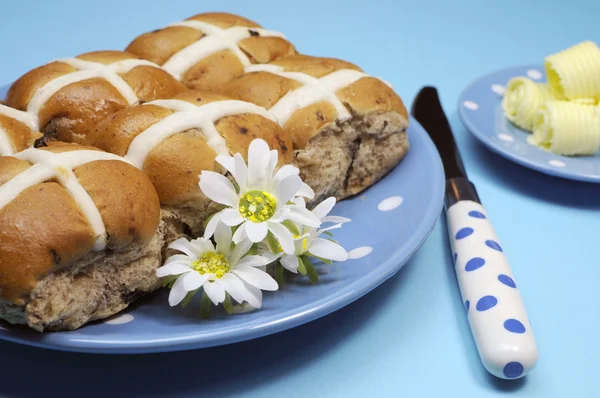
[[279, 197, 351, 274], [156, 222, 278, 309], [200, 139, 320, 254]]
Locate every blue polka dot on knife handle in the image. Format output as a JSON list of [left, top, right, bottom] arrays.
[[455, 227, 474, 239], [446, 200, 538, 379]]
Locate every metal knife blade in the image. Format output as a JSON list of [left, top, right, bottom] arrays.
[[411, 86, 468, 180], [411, 86, 480, 208]]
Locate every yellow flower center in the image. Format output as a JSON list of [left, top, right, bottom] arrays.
[[192, 252, 230, 279], [239, 190, 276, 223]]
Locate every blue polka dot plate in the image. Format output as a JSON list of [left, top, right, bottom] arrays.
[[459, 66, 600, 183], [0, 80, 445, 353]]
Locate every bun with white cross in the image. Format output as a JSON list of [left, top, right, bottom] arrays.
[[126, 12, 296, 92], [0, 143, 182, 332], [86, 90, 292, 236], [5, 50, 186, 146], [0, 104, 41, 156], [222, 54, 409, 201]]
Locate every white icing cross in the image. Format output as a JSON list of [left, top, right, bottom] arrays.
[[162, 20, 287, 80], [0, 148, 129, 251], [244, 65, 388, 126], [125, 99, 276, 169], [26, 57, 162, 130], [0, 104, 37, 156]]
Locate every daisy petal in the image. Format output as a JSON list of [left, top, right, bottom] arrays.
[[203, 281, 226, 305], [297, 182, 315, 199], [236, 255, 269, 268], [234, 153, 248, 191], [286, 206, 322, 228], [309, 238, 348, 261], [322, 215, 351, 224], [317, 223, 344, 236], [183, 272, 209, 291], [267, 149, 278, 177], [292, 196, 307, 208], [165, 254, 193, 265], [220, 208, 244, 226], [245, 221, 269, 243], [168, 238, 201, 258], [247, 139, 270, 188], [156, 262, 192, 277], [312, 197, 336, 219], [275, 175, 301, 205], [204, 211, 222, 239], [214, 222, 233, 255], [216, 154, 235, 175], [234, 266, 278, 291], [242, 282, 263, 308], [168, 276, 189, 306], [280, 254, 300, 273], [218, 273, 247, 304], [230, 238, 253, 264], [273, 164, 299, 187], [199, 171, 238, 207], [258, 250, 280, 264], [267, 221, 295, 254], [232, 222, 248, 243], [189, 238, 216, 253]]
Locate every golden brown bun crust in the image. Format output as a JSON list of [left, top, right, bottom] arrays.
[[0, 157, 31, 186], [0, 143, 160, 302], [5, 51, 186, 145], [89, 90, 292, 207], [223, 55, 408, 148], [0, 114, 40, 154], [0, 182, 96, 302], [126, 12, 296, 91], [74, 160, 160, 249]]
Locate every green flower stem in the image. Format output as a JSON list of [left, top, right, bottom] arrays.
[[302, 256, 319, 283], [181, 289, 198, 308], [266, 231, 280, 254], [161, 275, 179, 288], [201, 291, 211, 319], [297, 257, 308, 275], [223, 293, 233, 315], [309, 254, 333, 265], [282, 220, 300, 236], [275, 262, 284, 287]]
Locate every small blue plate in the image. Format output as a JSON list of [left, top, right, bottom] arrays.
[[0, 82, 445, 353], [459, 65, 600, 183]]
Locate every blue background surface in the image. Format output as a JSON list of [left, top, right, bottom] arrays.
[[1, 0, 599, 396]]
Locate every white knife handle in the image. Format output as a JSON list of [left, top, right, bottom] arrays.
[[447, 200, 538, 379]]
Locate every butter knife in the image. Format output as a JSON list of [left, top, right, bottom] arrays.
[[411, 86, 538, 379]]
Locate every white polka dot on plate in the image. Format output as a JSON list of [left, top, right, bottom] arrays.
[[0, 326, 7, 331], [548, 159, 566, 168], [497, 133, 514, 142], [104, 314, 134, 325], [491, 84, 506, 95], [378, 196, 403, 211], [463, 101, 479, 110], [347, 246, 373, 260], [527, 69, 543, 80]]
